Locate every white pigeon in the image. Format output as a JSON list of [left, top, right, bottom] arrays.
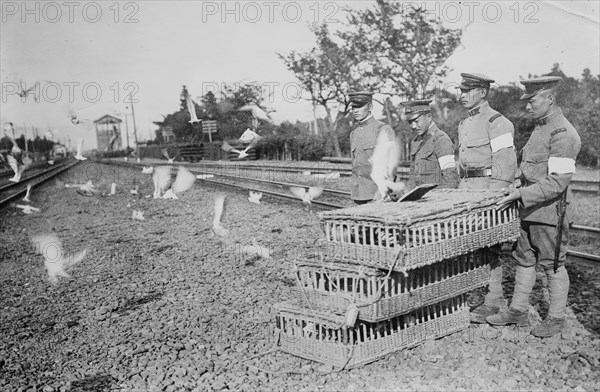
[[30, 233, 88, 284], [47, 160, 55, 165], [132, 210, 145, 221], [142, 166, 154, 174], [76, 180, 98, 197], [161, 148, 178, 164], [239, 238, 271, 260], [6, 154, 23, 182], [23, 184, 32, 202], [170, 166, 196, 195], [212, 195, 230, 238], [248, 191, 262, 204], [152, 166, 172, 199], [74, 138, 87, 161], [370, 130, 402, 200], [130, 185, 139, 195], [162, 189, 178, 200], [221, 140, 257, 159], [14, 204, 40, 214], [289, 186, 324, 205]]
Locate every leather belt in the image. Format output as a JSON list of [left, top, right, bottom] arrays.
[[459, 167, 492, 179]]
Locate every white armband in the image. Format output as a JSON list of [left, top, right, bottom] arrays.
[[490, 133, 514, 153], [548, 157, 576, 174], [438, 155, 456, 169]]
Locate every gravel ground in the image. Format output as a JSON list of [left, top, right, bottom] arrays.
[[1, 161, 599, 392]]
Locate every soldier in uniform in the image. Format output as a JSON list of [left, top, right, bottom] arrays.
[[402, 99, 458, 190], [348, 91, 396, 204], [457, 73, 518, 323], [488, 76, 581, 337]]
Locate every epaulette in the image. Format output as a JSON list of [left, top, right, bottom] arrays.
[[551, 128, 567, 137], [488, 113, 502, 123]]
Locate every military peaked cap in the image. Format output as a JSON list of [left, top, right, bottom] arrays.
[[520, 76, 562, 100], [402, 99, 432, 121], [459, 73, 495, 90], [348, 91, 374, 107]]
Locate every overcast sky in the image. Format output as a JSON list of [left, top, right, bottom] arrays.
[[1, 0, 599, 150]]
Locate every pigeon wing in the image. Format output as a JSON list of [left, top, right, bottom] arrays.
[[307, 187, 324, 200], [171, 166, 196, 194], [289, 186, 306, 199]]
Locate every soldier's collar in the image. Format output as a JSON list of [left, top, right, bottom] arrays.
[[358, 114, 374, 125], [467, 101, 489, 117], [535, 107, 561, 126]]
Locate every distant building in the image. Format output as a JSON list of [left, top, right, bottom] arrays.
[[160, 126, 175, 143], [94, 115, 123, 152]]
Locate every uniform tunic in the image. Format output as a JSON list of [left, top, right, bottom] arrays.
[[457, 101, 517, 189], [407, 123, 458, 190], [349, 116, 395, 201], [513, 108, 581, 267]]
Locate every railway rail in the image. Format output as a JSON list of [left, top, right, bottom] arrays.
[[101, 159, 600, 264], [0, 160, 80, 208]]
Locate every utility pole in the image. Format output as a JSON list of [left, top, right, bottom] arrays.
[[128, 94, 139, 147]]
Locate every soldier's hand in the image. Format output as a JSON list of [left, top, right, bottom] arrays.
[[497, 188, 520, 206]]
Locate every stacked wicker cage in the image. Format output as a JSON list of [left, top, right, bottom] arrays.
[[273, 189, 520, 369]]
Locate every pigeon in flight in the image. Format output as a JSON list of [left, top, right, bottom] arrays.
[[74, 138, 87, 161], [161, 148, 178, 164], [370, 129, 405, 200], [14, 204, 40, 214], [221, 140, 258, 159], [289, 186, 324, 205], [152, 166, 172, 199], [248, 191, 262, 204], [30, 233, 88, 284], [22, 184, 32, 202], [212, 195, 230, 238]]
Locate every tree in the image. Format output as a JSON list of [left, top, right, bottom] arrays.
[[340, 0, 462, 99], [279, 24, 355, 157]]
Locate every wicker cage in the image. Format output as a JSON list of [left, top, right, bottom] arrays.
[[273, 294, 469, 369], [319, 189, 519, 271], [295, 249, 489, 322]]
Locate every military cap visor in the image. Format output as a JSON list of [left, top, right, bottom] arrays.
[[402, 99, 432, 121], [458, 72, 495, 90], [520, 76, 562, 100], [348, 91, 374, 107]]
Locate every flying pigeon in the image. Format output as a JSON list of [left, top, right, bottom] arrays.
[[16, 80, 40, 99], [170, 166, 196, 195], [132, 210, 145, 221], [6, 154, 24, 183], [212, 195, 230, 238], [248, 191, 262, 204], [14, 204, 40, 214], [161, 148, 178, 164], [237, 104, 272, 122], [142, 166, 154, 174], [221, 140, 258, 159], [369, 130, 402, 200], [30, 233, 88, 284], [74, 138, 87, 161], [152, 166, 172, 199], [289, 186, 324, 205], [186, 93, 201, 124], [75, 180, 98, 197], [23, 184, 32, 202]]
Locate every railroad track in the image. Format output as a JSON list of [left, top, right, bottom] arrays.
[[101, 159, 600, 265], [114, 158, 599, 194], [0, 160, 81, 208]]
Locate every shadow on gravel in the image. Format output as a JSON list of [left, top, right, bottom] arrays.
[[71, 374, 116, 392], [116, 291, 164, 315]]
